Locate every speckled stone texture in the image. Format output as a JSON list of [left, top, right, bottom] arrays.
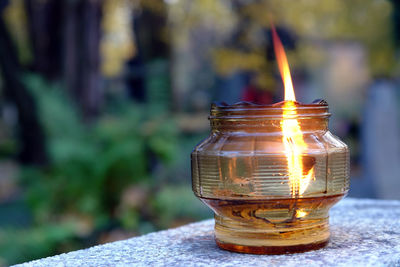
[[16, 198, 400, 267]]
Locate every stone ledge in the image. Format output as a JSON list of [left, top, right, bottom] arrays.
[[16, 198, 400, 267]]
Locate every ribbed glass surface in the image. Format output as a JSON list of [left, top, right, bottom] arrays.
[[192, 132, 349, 200]]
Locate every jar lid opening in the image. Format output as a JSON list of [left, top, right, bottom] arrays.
[[210, 100, 330, 120]]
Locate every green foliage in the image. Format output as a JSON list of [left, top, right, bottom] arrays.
[[153, 186, 211, 228], [0, 74, 185, 265], [22, 74, 179, 220], [0, 223, 77, 265], [0, 138, 17, 159]]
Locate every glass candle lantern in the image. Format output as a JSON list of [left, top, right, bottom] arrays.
[[191, 101, 349, 254]]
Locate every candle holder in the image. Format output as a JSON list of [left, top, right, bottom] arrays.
[[191, 101, 349, 254]]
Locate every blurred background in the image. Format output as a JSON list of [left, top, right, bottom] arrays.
[[0, 0, 399, 265]]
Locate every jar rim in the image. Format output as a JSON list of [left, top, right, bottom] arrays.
[[209, 100, 330, 120]]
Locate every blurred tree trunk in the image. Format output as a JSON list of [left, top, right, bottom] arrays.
[[24, 0, 103, 120], [135, 0, 169, 61], [392, 0, 400, 47], [132, 0, 171, 109], [24, 0, 63, 79], [63, 0, 103, 120], [0, 14, 48, 165]]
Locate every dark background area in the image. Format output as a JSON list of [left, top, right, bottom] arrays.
[[0, 0, 399, 265]]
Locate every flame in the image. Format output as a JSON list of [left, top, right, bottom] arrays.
[[271, 25, 314, 196]]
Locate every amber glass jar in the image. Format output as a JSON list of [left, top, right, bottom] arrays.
[[191, 101, 349, 254]]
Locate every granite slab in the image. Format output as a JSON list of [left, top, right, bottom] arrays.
[[16, 198, 400, 267]]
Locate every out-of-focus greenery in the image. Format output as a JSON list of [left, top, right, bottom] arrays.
[[21, 73, 176, 220], [0, 74, 210, 265], [0, 223, 78, 266]]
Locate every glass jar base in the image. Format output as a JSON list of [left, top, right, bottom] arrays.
[[200, 195, 344, 254], [216, 238, 329, 254], [214, 219, 330, 255]]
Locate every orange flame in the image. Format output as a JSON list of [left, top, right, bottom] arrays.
[[271, 25, 314, 196]]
